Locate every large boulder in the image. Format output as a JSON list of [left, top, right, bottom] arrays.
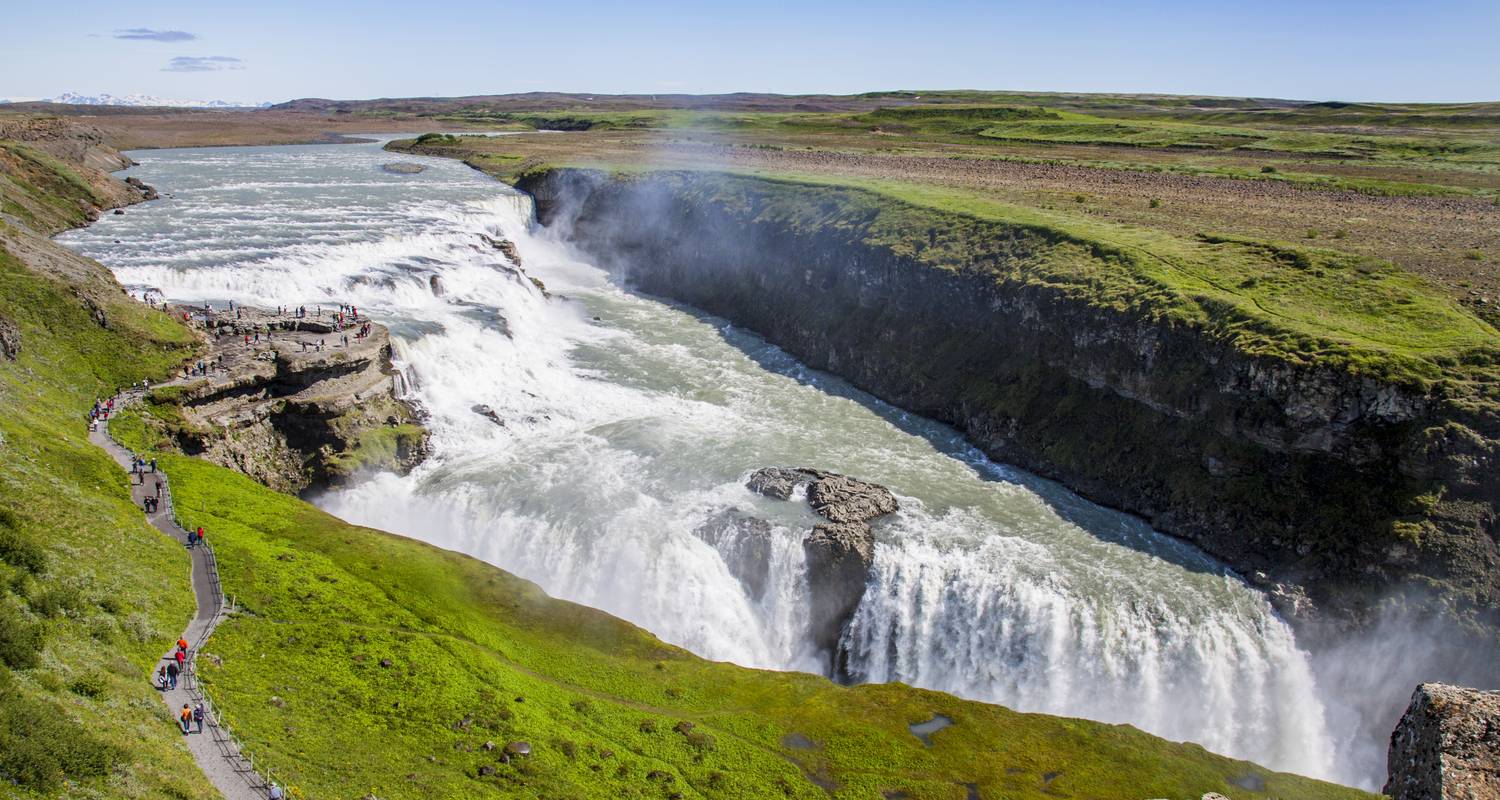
[[124, 176, 159, 200], [808, 473, 899, 524], [745, 466, 818, 500], [745, 466, 899, 657], [1386, 683, 1500, 800], [693, 510, 773, 600], [803, 521, 876, 654]]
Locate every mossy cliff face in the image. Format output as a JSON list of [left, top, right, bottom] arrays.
[[518, 167, 1500, 631]]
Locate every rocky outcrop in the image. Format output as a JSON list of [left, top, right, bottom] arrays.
[[479, 233, 523, 266], [1386, 683, 1500, 800], [124, 176, 159, 200], [140, 306, 427, 493], [803, 521, 877, 652], [745, 466, 818, 500], [0, 115, 156, 233], [520, 167, 1500, 634], [808, 473, 898, 525], [382, 162, 426, 175], [745, 466, 899, 656], [0, 312, 18, 360]]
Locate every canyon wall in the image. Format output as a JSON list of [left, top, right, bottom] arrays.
[[517, 167, 1500, 632]]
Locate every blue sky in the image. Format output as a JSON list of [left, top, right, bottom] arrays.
[[2, 0, 1497, 104]]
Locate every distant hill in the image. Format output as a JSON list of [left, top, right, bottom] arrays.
[[3, 92, 271, 109]]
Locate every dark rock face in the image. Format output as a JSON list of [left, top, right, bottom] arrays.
[[479, 233, 523, 266], [1386, 683, 1500, 800], [743, 466, 899, 656], [0, 313, 19, 360], [693, 510, 773, 600], [521, 167, 1500, 633], [471, 404, 504, 425], [429, 274, 445, 297], [804, 521, 876, 653]]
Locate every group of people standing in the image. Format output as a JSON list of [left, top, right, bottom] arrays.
[[87, 397, 114, 430], [129, 455, 157, 485], [156, 641, 205, 734]]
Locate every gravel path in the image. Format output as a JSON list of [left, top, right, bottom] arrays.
[[90, 389, 272, 800]]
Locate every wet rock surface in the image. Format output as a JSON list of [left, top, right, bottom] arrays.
[[1386, 683, 1500, 800], [803, 520, 876, 651], [471, 404, 504, 425], [124, 175, 160, 200], [693, 510, 773, 600], [381, 162, 426, 174], [479, 233, 523, 266], [745, 466, 819, 500], [744, 466, 898, 655]]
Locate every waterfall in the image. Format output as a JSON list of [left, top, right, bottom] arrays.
[[54, 138, 1379, 787]]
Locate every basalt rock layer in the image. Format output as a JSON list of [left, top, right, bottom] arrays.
[[139, 307, 427, 493], [518, 167, 1500, 634]]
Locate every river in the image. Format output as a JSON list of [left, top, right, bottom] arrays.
[[57, 138, 1370, 786]]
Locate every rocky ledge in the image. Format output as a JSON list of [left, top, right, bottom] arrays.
[[137, 305, 427, 493], [1387, 683, 1500, 799], [745, 467, 898, 660]]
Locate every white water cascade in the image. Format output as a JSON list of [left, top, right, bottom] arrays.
[[56, 139, 1369, 786]]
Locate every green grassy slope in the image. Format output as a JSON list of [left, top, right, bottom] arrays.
[[0, 141, 112, 235], [97, 436, 1374, 800], [0, 224, 209, 797]]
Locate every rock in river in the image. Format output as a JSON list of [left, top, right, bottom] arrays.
[[744, 466, 900, 657], [746, 466, 819, 500], [1386, 683, 1500, 800], [803, 521, 876, 653], [808, 472, 899, 523], [382, 162, 426, 175]]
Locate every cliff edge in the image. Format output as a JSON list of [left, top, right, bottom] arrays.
[[517, 167, 1500, 641]]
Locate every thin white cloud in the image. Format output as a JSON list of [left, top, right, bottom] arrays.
[[162, 56, 245, 73], [115, 28, 197, 42]]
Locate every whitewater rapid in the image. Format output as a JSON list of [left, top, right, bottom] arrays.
[[57, 139, 1367, 785]]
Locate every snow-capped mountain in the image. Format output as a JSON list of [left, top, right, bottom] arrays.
[[20, 92, 271, 108]]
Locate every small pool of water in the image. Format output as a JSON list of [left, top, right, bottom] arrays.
[[909, 714, 953, 746]]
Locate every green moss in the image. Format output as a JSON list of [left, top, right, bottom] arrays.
[[323, 422, 425, 479]]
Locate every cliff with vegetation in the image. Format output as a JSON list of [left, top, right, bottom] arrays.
[[125, 307, 426, 495], [516, 166, 1500, 637]]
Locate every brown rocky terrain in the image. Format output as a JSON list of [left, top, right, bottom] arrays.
[[1387, 683, 1500, 799]]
